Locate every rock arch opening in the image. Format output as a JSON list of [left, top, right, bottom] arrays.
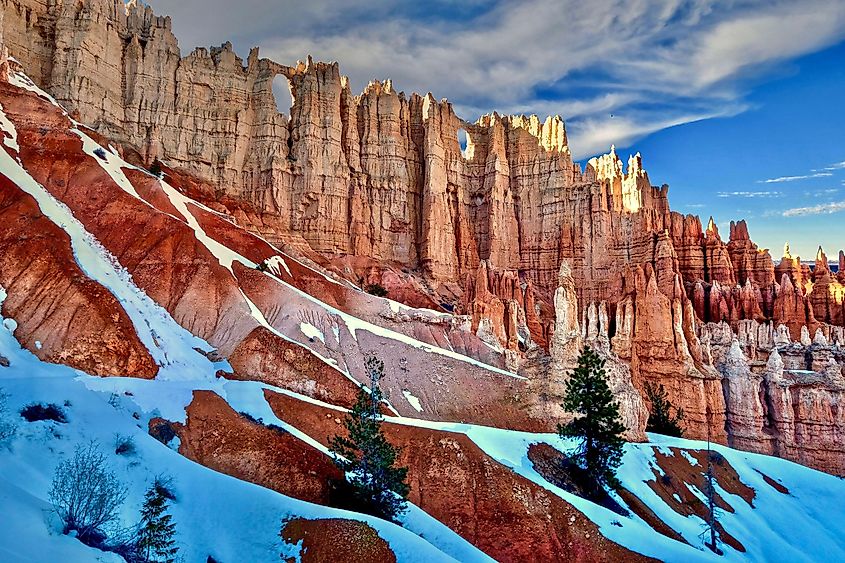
[[457, 127, 470, 159], [273, 74, 294, 115]]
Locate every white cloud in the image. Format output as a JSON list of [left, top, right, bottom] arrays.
[[817, 160, 845, 171], [760, 172, 833, 184], [782, 201, 845, 217], [149, 0, 845, 158], [717, 191, 783, 198]]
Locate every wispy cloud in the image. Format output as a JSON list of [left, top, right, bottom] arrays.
[[808, 188, 841, 197], [717, 191, 783, 198], [149, 0, 845, 159], [782, 200, 845, 217], [813, 160, 845, 172], [760, 172, 833, 183]]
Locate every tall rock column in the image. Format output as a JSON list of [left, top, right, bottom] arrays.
[[718, 340, 769, 452], [548, 261, 647, 440]]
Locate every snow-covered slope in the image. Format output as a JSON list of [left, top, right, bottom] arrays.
[[0, 288, 487, 562], [254, 389, 845, 562]]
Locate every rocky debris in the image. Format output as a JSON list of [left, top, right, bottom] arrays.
[[193, 347, 226, 363], [0, 354, 9, 367]]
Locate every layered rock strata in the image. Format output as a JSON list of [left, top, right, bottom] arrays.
[[2, 0, 844, 474]]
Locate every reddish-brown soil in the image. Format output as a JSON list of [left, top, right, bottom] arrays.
[[644, 447, 756, 552], [227, 326, 360, 408], [280, 518, 397, 563], [0, 167, 157, 377], [177, 390, 342, 504]]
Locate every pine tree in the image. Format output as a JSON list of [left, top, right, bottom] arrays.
[[148, 158, 162, 178], [329, 355, 410, 522], [558, 346, 626, 493], [136, 482, 178, 563], [644, 380, 685, 437], [702, 406, 723, 555]]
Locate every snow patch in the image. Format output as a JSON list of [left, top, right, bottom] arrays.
[[0, 103, 19, 151], [299, 322, 325, 344], [402, 390, 423, 413], [265, 255, 292, 277]]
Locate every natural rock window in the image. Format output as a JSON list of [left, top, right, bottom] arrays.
[[273, 74, 294, 116]]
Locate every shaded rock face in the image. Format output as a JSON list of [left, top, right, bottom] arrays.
[[280, 518, 397, 563]]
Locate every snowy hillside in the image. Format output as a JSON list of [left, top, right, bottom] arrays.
[[3, 288, 845, 561], [1, 55, 845, 563], [0, 287, 489, 562]]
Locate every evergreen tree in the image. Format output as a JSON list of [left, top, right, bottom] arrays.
[[702, 407, 723, 555], [644, 380, 685, 437], [148, 158, 162, 178], [558, 346, 626, 492], [329, 355, 410, 522], [136, 482, 178, 563]]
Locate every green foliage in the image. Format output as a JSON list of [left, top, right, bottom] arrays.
[[364, 283, 388, 298], [557, 346, 626, 493], [329, 355, 409, 522], [136, 482, 178, 563], [644, 381, 685, 437]]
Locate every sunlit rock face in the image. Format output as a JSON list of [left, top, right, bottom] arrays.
[[2, 0, 844, 475]]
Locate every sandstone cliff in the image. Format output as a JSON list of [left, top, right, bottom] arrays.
[[2, 0, 844, 475]]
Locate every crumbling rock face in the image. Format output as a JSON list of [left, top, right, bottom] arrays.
[[178, 390, 342, 505], [280, 518, 397, 563], [460, 259, 553, 353], [226, 327, 361, 409]]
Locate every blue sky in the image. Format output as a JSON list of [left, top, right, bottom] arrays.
[[151, 0, 845, 259], [632, 41, 845, 260]]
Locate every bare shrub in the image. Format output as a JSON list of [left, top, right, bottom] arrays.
[[49, 442, 127, 541], [0, 388, 17, 446], [153, 473, 177, 502], [114, 433, 137, 456]]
